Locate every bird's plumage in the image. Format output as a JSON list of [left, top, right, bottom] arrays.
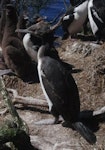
[[62, 0, 89, 39], [1, 4, 39, 83], [40, 56, 80, 121], [37, 44, 96, 144], [16, 21, 73, 71], [88, 0, 105, 42]]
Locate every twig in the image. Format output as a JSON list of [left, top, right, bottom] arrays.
[[63, 0, 69, 10], [50, 8, 64, 24]]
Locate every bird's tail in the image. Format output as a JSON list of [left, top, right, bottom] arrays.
[[72, 122, 96, 144]]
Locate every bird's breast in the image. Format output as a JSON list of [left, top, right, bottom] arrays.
[[38, 59, 53, 111], [68, 0, 88, 35], [23, 33, 38, 61]]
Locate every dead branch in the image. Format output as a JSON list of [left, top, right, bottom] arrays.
[[7, 88, 105, 120], [7, 88, 48, 107]]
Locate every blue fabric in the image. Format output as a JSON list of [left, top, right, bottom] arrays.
[[40, 0, 70, 36]]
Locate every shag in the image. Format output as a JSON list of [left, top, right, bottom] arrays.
[[62, 0, 89, 39], [16, 20, 74, 71], [37, 44, 96, 144], [1, 4, 39, 83], [16, 21, 51, 62]]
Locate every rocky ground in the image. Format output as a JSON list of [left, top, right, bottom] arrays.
[[0, 36, 105, 149]]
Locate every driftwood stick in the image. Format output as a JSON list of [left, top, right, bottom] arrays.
[[7, 88, 48, 107], [7, 88, 105, 120]]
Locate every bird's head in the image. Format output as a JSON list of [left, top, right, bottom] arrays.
[[5, 4, 18, 22]]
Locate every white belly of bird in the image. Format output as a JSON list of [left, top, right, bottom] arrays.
[[68, 0, 88, 35], [38, 60, 53, 112], [23, 33, 37, 61]]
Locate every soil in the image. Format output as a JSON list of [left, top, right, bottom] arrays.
[[0, 37, 105, 150]]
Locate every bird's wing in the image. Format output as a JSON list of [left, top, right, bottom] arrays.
[[90, 6, 105, 29], [41, 57, 80, 117], [41, 57, 68, 105], [90, 0, 105, 25]]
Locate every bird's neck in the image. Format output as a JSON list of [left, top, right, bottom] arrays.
[[6, 16, 17, 28], [3, 16, 17, 37], [38, 45, 48, 61], [2, 15, 18, 48]]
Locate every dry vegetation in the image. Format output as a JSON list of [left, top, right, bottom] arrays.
[[0, 37, 105, 149]]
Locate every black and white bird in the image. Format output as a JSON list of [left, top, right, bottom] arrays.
[[88, 0, 105, 43], [16, 21, 74, 71], [37, 44, 96, 144], [16, 21, 56, 61], [62, 0, 89, 39]]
